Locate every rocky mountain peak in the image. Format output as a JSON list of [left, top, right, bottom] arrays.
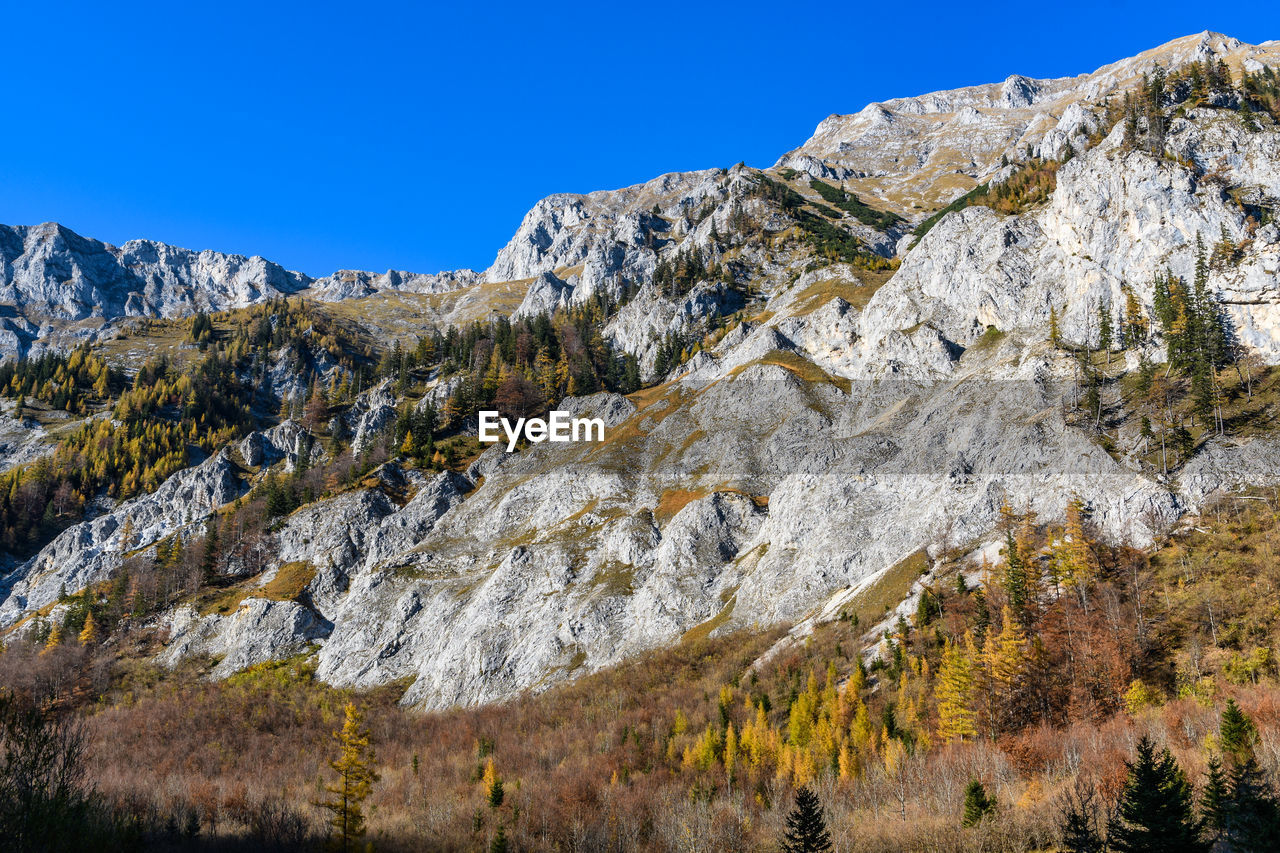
[[775, 32, 1280, 215]]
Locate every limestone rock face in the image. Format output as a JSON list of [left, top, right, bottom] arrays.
[[846, 118, 1280, 366], [0, 222, 480, 356], [0, 402, 52, 474], [345, 384, 398, 455], [490, 171, 725, 319], [0, 442, 245, 625], [309, 269, 480, 302], [158, 600, 330, 679]]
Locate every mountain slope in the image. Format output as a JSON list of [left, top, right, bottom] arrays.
[[3, 32, 1280, 714]]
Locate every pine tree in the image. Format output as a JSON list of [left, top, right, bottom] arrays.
[[972, 585, 991, 644], [962, 779, 996, 827], [1060, 784, 1105, 852], [781, 786, 833, 853], [319, 702, 379, 853], [1200, 756, 1230, 846], [1098, 301, 1114, 363], [201, 517, 220, 584], [1107, 735, 1204, 853], [1219, 699, 1258, 765], [1002, 529, 1029, 623], [1222, 756, 1280, 851], [489, 825, 509, 853]]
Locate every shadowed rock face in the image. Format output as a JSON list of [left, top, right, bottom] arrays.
[[4, 33, 1280, 710]]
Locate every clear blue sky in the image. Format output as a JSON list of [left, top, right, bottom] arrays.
[[3, 2, 1277, 277]]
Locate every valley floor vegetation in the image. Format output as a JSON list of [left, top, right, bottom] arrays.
[[3, 486, 1280, 851]]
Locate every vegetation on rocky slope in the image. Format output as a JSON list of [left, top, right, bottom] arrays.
[[3, 485, 1280, 850]]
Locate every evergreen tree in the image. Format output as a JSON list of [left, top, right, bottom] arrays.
[[962, 779, 996, 827], [1221, 757, 1280, 851], [1219, 699, 1258, 765], [972, 586, 991, 644], [1107, 735, 1205, 853], [1098, 301, 1114, 363], [1002, 529, 1030, 623], [489, 825, 509, 853], [1206, 700, 1280, 852], [1200, 756, 1231, 845], [200, 517, 220, 584], [1060, 784, 1105, 853], [319, 702, 379, 853], [781, 786, 833, 853]]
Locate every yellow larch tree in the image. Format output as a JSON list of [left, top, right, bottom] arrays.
[[78, 611, 100, 646], [1057, 495, 1098, 601], [318, 702, 379, 853], [935, 634, 979, 744], [482, 756, 504, 808], [723, 722, 738, 784], [981, 606, 1026, 736], [42, 621, 64, 653]]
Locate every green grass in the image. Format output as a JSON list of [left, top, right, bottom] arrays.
[[912, 183, 990, 243], [839, 549, 930, 636], [196, 560, 318, 616], [967, 325, 1007, 353], [809, 178, 904, 230], [681, 595, 737, 644]]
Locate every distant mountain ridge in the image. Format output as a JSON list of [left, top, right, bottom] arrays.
[[0, 221, 480, 356], [5, 32, 1278, 361]]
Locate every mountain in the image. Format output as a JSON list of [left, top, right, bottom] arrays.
[[0, 221, 481, 356], [3, 31, 1280, 717], [776, 32, 1280, 211]]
